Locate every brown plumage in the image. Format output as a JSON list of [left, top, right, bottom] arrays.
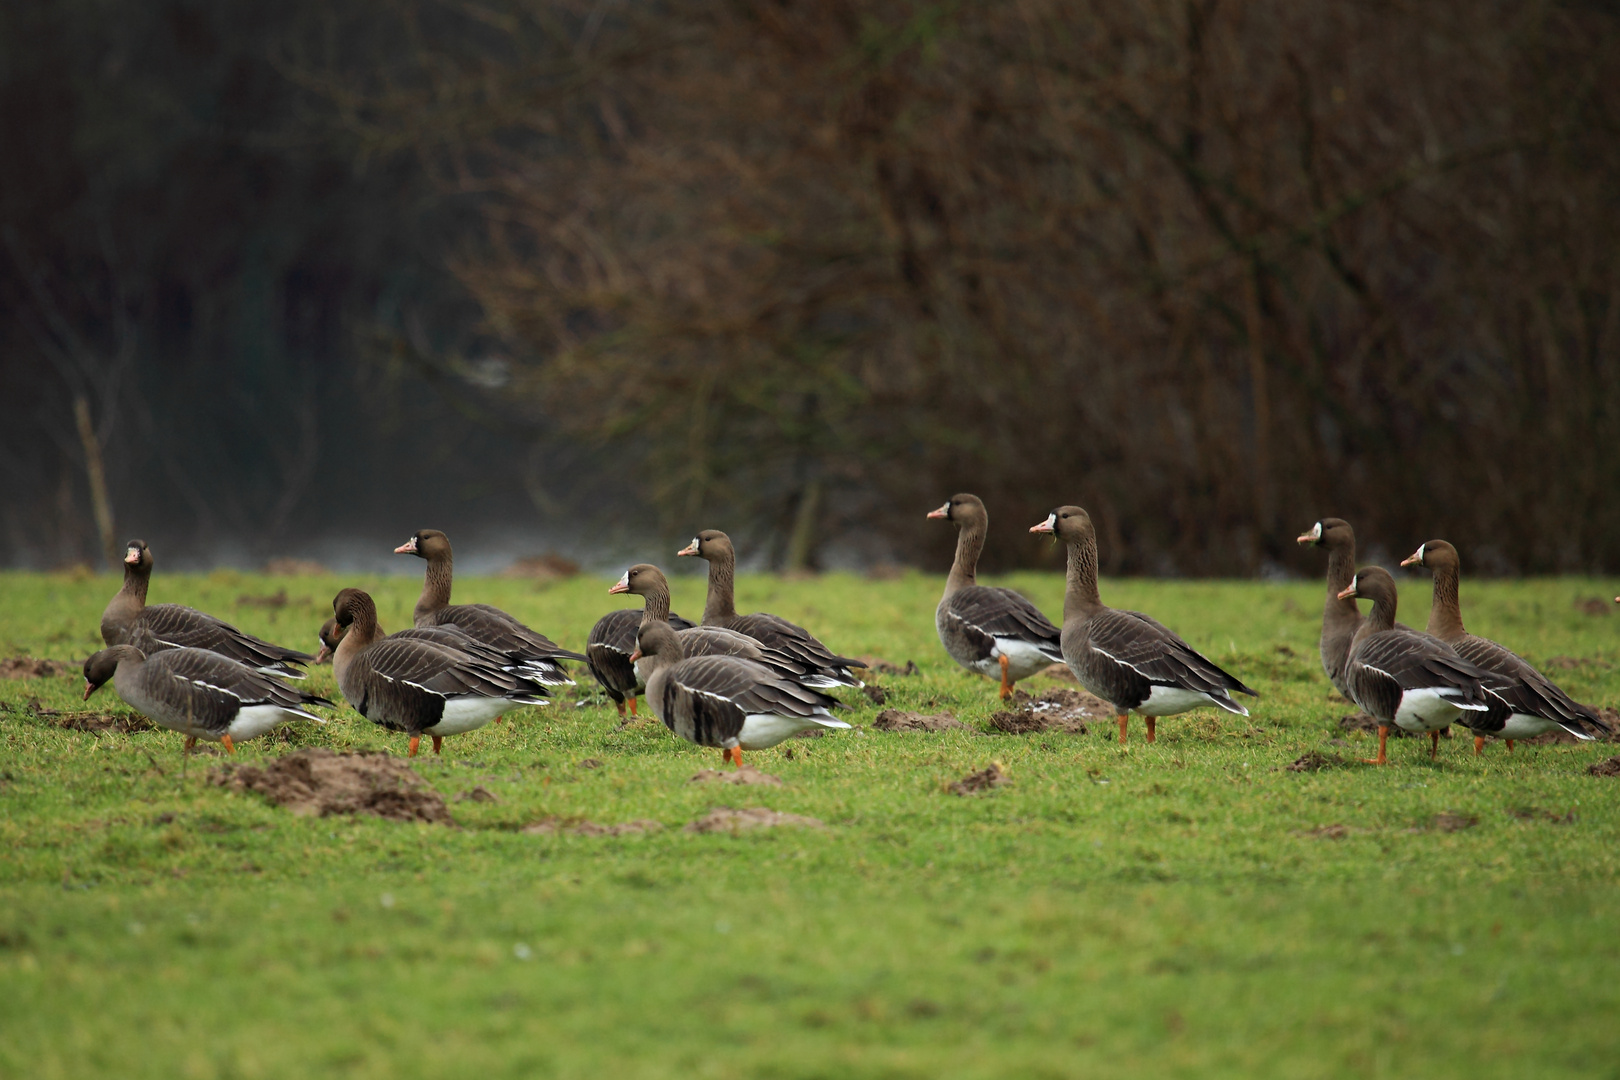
[[586, 605, 695, 718], [632, 621, 849, 767], [1034, 506, 1257, 745], [1402, 540, 1600, 752], [101, 539, 314, 677], [677, 529, 862, 687], [1338, 567, 1492, 765], [928, 494, 1062, 699], [394, 529, 585, 686], [331, 587, 550, 757]]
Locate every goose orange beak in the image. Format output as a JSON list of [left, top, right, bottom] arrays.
[[1337, 585, 1357, 600], [1029, 514, 1055, 534], [608, 572, 630, 595], [926, 503, 949, 520], [393, 538, 417, 555], [677, 539, 700, 557], [1399, 550, 1423, 567], [628, 650, 642, 663], [82, 679, 96, 701]]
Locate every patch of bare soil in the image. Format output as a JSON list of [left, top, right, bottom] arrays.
[[264, 557, 329, 576], [988, 688, 1106, 734], [871, 709, 966, 732], [1284, 751, 1349, 772], [690, 766, 783, 787], [1301, 823, 1354, 839], [853, 657, 919, 677], [0, 656, 75, 679], [1040, 663, 1077, 681], [1427, 812, 1478, 833], [1587, 755, 1620, 777], [500, 553, 580, 581], [456, 786, 499, 803], [524, 817, 663, 836], [685, 806, 824, 833], [861, 684, 888, 705], [949, 762, 1008, 795], [1506, 805, 1576, 824], [235, 588, 289, 608], [210, 749, 452, 824], [43, 707, 152, 734], [1575, 596, 1612, 616]]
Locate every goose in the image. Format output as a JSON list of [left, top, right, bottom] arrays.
[[677, 530, 863, 686], [928, 494, 1063, 698], [610, 564, 834, 686], [317, 615, 560, 687], [631, 620, 850, 767], [1337, 567, 1492, 764], [393, 529, 585, 686], [331, 587, 550, 757], [1032, 507, 1258, 745], [101, 539, 314, 677], [82, 644, 330, 758], [586, 607, 696, 719], [1295, 518, 1417, 697], [1402, 540, 1600, 752]]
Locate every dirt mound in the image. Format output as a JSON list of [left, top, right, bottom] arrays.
[[861, 684, 888, 705], [1040, 663, 1077, 681], [1427, 812, 1478, 833], [853, 657, 918, 677], [45, 707, 152, 733], [264, 557, 329, 576], [684, 806, 824, 833], [988, 688, 1106, 734], [524, 817, 663, 836], [1587, 756, 1620, 777], [500, 553, 580, 581], [949, 762, 1008, 795], [1284, 751, 1349, 772], [456, 786, 499, 803], [0, 656, 74, 679], [210, 749, 452, 824], [690, 766, 783, 786], [1301, 823, 1353, 839], [1574, 596, 1611, 616], [1506, 805, 1576, 823], [872, 709, 966, 732]]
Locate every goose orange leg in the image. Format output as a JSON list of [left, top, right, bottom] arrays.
[[1474, 735, 1486, 755], [1117, 713, 1129, 745], [1506, 739, 1515, 752], [219, 733, 235, 755], [432, 735, 443, 755], [1362, 725, 1391, 765], [1429, 731, 1440, 760], [629, 696, 639, 718], [1145, 717, 1157, 743], [998, 655, 1013, 700], [408, 735, 421, 758], [615, 699, 626, 719]]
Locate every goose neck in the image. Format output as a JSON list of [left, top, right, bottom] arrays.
[[1063, 535, 1102, 619], [1426, 563, 1466, 639], [414, 553, 453, 622], [943, 520, 984, 599], [701, 551, 737, 623]]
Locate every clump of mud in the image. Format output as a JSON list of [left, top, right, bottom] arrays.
[[1300, 823, 1353, 839], [32, 700, 153, 734], [210, 749, 452, 824], [524, 817, 663, 836], [1040, 663, 1077, 681], [684, 806, 824, 833], [0, 656, 75, 679], [1587, 756, 1620, 777], [871, 709, 966, 732], [1284, 751, 1349, 772], [690, 766, 783, 787], [949, 762, 1008, 795], [1426, 812, 1478, 833], [854, 657, 918, 677], [988, 688, 1106, 734], [456, 786, 499, 803]]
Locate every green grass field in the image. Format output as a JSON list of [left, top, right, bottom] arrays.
[[2, 567, 1618, 1078]]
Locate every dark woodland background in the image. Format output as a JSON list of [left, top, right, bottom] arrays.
[[3, 1, 1617, 575]]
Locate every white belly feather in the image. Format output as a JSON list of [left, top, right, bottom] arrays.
[[1393, 688, 1485, 733], [735, 712, 851, 750]]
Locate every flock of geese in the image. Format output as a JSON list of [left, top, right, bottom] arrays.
[[79, 499, 1608, 769]]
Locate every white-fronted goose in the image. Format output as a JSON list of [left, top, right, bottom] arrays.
[[586, 605, 696, 719], [610, 564, 832, 687], [82, 644, 330, 757], [631, 620, 850, 767], [1295, 518, 1419, 698], [101, 539, 314, 677], [928, 494, 1063, 699], [331, 587, 550, 757], [1032, 507, 1258, 745], [1402, 540, 1600, 752], [1338, 567, 1492, 764], [394, 529, 585, 685], [677, 530, 862, 687]]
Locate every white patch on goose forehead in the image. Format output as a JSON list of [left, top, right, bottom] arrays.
[[614, 571, 629, 587], [1311, 522, 1322, 538], [1045, 513, 1057, 526], [690, 537, 701, 547], [1417, 543, 1426, 559]]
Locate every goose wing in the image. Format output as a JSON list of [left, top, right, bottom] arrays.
[[726, 613, 863, 685], [1451, 634, 1602, 734], [1091, 609, 1258, 698], [424, 604, 588, 663], [147, 648, 331, 726], [655, 656, 841, 746], [129, 604, 313, 674], [944, 586, 1062, 658]]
